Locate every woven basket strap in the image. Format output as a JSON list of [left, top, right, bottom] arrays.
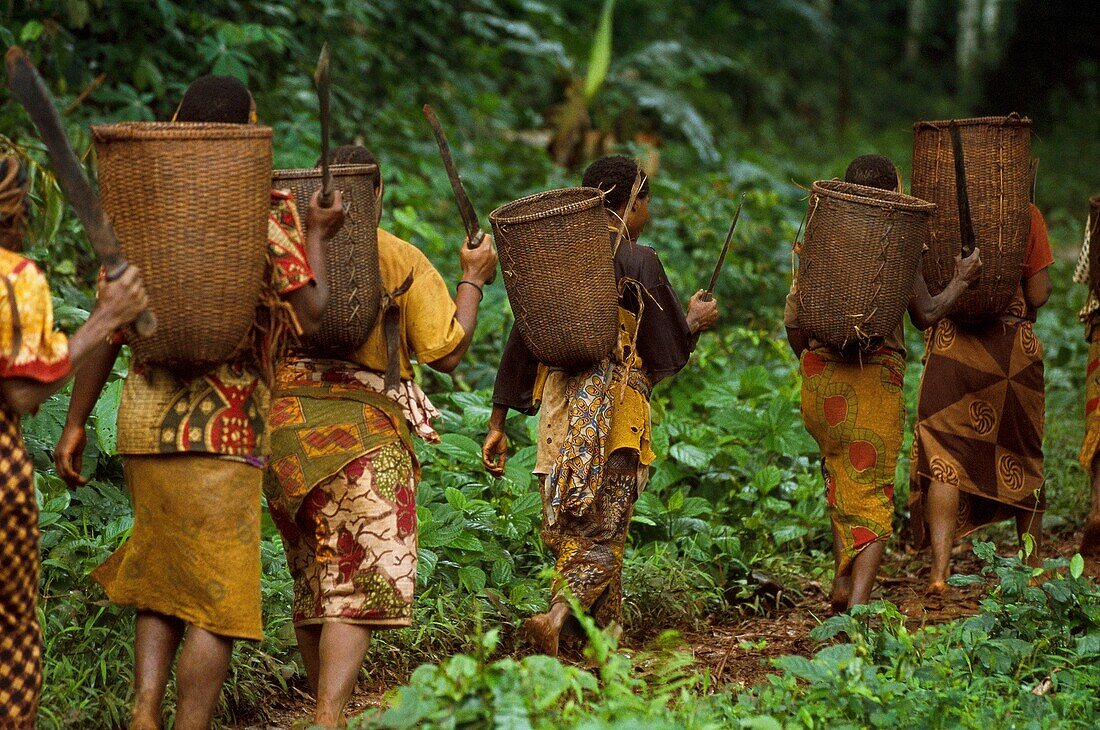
[[2, 275, 22, 363], [381, 271, 415, 391]]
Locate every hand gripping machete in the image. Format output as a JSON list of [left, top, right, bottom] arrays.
[[6, 47, 155, 336]]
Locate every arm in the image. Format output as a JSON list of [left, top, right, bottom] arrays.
[[481, 403, 509, 477], [426, 232, 498, 373], [1024, 268, 1052, 310], [285, 189, 344, 336], [3, 267, 145, 415], [786, 327, 809, 358], [908, 248, 982, 330], [53, 339, 122, 486]]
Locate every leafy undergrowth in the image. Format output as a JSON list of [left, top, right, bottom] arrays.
[[349, 546, 1100, 730]]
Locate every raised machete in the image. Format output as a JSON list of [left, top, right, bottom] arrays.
[[314, 43, 333, 207], [701, 193, 746, 302], [5, 46, 156, 336], [949, 123, 977, 258]]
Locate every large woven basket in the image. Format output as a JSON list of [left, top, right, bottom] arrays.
[[1089, 196, 1100, 294], [272, 164, 382, 355], [93, 122, 272, 369], [490, 187, 618, 370], [797, 180, 933, 351], [912, 114, 1032, 321]]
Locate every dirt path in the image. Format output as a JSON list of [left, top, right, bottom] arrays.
[[234, 530, 1099, 728]]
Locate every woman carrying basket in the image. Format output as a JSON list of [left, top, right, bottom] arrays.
[[53, 76, 344, 729], [1073, 201, 1100, 557], [481, 155, 718, 656], [0, 156, 147, 729], [263, 145, 497, 727], [785, 154, 982, 611], [909, 201, 1053, 593]]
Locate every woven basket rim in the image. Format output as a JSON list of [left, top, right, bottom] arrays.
[[92, 121, 273, 141], [811, 179, 936, 213], [273, 163, 379, 180], [913, 114, 1031, 132], [489, 187, 604, 225]]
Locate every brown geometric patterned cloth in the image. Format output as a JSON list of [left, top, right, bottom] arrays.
[[909, 316, 1046, 547], [539, 449, 642, 631], [0, 406, 42, 728]]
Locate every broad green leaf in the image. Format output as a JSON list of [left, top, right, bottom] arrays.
[[583, 0, 616, 100], [1070, 553, 1084, 579]]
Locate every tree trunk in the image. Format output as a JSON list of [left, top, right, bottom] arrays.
[[981, 0, 1002, 59], [906, 0, 928, 64], [957, 0, 983, 100]]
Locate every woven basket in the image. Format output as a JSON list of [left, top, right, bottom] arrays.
[[272, 164, 381, 355], [912, 114, 1032, 321], [490, 187, 618, 370], [93, 122, 272, 369], [797, 180, 933, 351], [1089, 196, 1100, 294]]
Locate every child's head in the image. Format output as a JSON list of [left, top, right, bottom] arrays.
[[319, 145, 383, 223], [844, 154, 900, 192], [582, 155, 651, 239], [174, 75, 254, 124], [0, 157, 29, 252]]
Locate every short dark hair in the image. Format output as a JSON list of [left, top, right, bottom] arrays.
[[175, 75, 252, 124], [318, 145, 378, 167], [582, 155, 649, 211], [844, 154, 898, 191]]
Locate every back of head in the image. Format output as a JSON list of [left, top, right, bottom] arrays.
[[320, 145, 378, 167], [844, 154, 898, 191], [175, 75, 252, 124], [582, 155, 649, 210]]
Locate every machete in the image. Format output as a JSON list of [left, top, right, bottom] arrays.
[[5, 46, 156, 337], [702, 193, 745, 302], [949, 123, 977, 258], [422, 104, 495, 282], [314, 44, 333, 207]]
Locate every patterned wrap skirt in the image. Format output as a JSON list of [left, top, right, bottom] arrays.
[[93, 454, 264, 640], [1080, 328, 1100, 471], [800, 347, 906, 575], [909, 318, 1046, 546], [270, 442, 417, 627], [0, 411, 42, 728]]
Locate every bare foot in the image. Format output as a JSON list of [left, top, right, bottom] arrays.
[[830, 576, 851, 613], [129, 715, 160, 730], [926, 580, 948, 596], [521, 613, 560, 657], [1081, 517, 1100, 557]]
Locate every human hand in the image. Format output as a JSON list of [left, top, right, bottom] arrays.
[[54, 422, 88, 488], [459, 231, 498, 286], [954, 247, 982, 286], [96, 266, 149, 332], [481, 428, 508, 477], [307, 189, 346, 241], [686, 290, 719, 333]]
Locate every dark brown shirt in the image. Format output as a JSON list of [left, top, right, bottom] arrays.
[[492, 235, 697, 414]]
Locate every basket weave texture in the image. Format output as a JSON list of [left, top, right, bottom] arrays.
[[93, 122, 273, 369], [912, 114, 1031, 321], [1089, 196, 1100, 294], [272, 164, 381, 355], [490, 187, 618, 370], [797, 180, 933, 351]]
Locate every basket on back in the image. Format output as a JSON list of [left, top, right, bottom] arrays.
[[272, 164, 382, 355], [490, 187, 618, 370], [912, 114, 1032, 321], [1088, 196, 1100, 294], [93, 122, 272, 370], [796, 180, 933, 351]]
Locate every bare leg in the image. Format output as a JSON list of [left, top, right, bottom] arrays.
[[925, 480, 959, 593], [848, 539, 887, 608], [521, 602, 571, 657], [313, 623, 371, 728], [294, 625, 323, 695], [173, 627, 233, 730], [1016, 509, 1043, 568], [1082, 453, 1100, 556], [131, 611, 185, 730], [829, 523, 852, 611]]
